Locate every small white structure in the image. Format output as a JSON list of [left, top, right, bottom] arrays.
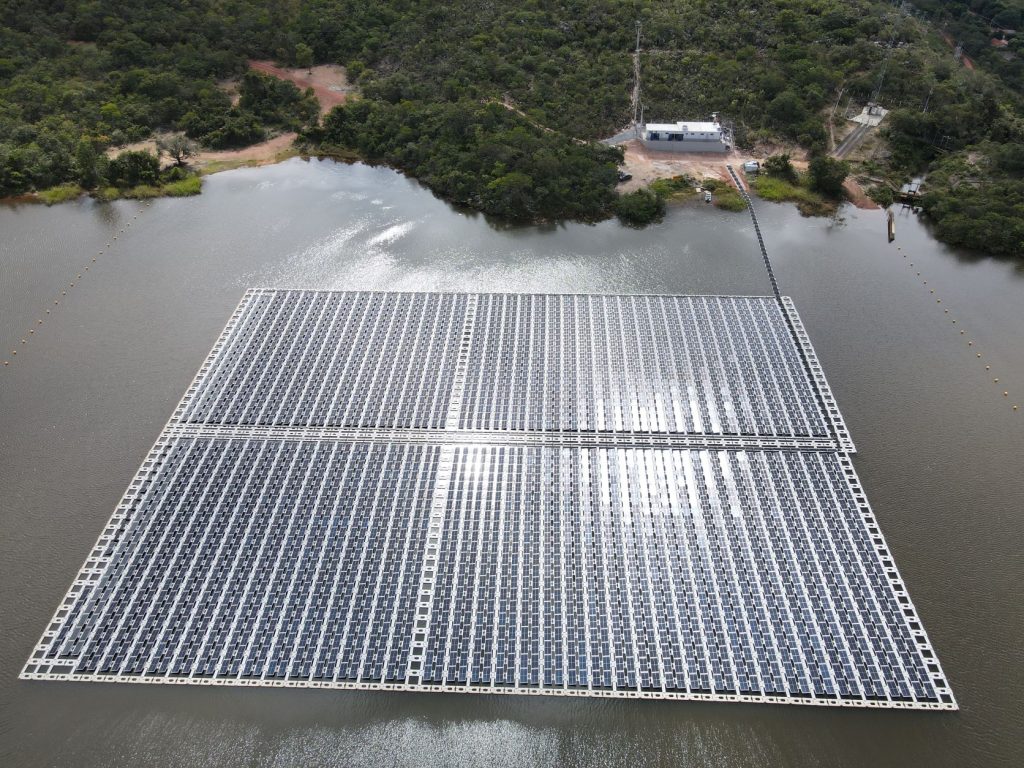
[[850, 103, 888, 127], [642, 118, 728, 153]]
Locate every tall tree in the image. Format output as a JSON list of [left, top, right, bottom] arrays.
[[157, 134, 198, 167], [295, 43, 314, 74]]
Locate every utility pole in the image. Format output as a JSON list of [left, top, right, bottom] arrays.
[[953, 40, 963, 62], [922, 83, 935, 113], [830, 87, 845, 122], [829, 86, 845, 153]]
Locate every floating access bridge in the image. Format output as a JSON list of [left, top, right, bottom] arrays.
[[23, 289, 955, 709]]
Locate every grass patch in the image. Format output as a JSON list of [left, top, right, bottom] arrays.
[[162, 176, 202, 196], [752, 173, 838, 216], [123, 184, 163, 199], [700, 179, 746, 211], [648, 175, 698, 201], [90, 176, 202, 202], [37, 184, 83, 204], [198, 146, 301, 176], [712, 189, 747, 211]]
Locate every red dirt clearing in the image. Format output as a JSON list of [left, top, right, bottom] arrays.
[[248, 60, 353, 114], [843, 178, 880, 210]]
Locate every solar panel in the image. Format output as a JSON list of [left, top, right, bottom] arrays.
[[22, 290, 953, 709]]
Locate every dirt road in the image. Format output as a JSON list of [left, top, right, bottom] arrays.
[[106, 132, 299, 173], [833, 122, 871, 159]]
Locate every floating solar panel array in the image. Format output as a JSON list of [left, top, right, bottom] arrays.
[[23, 290, 955, 709]]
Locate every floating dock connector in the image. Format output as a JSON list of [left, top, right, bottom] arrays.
[[887, 210, 895, 242]]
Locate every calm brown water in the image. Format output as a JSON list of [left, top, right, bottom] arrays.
[[1, 159, 1022, 767]]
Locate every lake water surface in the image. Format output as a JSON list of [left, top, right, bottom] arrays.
[[1, 158, 1022, 767]]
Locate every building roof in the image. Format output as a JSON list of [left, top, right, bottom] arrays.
[[646, 121, 721, 133]]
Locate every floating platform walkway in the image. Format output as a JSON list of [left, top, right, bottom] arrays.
[[23, 290, 955, 709]]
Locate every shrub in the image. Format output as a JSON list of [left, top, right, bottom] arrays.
[[613, 189, 666, 225], [763, 154, 798, 183], [107, 150, 160, 188], [808, 156, 850, 197], [867, 185, 895, 207]]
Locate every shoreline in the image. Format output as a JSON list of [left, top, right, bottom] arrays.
[[1, 144, 877, 224]]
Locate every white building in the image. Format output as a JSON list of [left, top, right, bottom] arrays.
[[641, 119, 728, 153]]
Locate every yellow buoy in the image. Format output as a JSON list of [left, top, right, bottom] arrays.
[[968, 341, 973, 346], [1004, 391, 1009, 397], [960, 330, 965, 335], [1014, 405, 1019, 411], [995, 378, 1000, 383], [986, 365, 991, 370], [977, 353, 982, 358], [29, 330, 34, 335]]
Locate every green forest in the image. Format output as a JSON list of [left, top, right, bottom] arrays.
[[1, 1, 1021, 254]]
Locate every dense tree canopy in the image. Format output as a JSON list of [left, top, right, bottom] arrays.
[[314, 99, 621, 221], [0, 0, 1021, 249], [0, 1, 313, 191]]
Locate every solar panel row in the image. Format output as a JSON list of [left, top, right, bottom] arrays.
[[182, 292, 469, 431], [178, 291, 842, 444], [421, 446, 942, 703], [39, 438, 436, 683], [460, 293, 831, 439], [22, 290, 952, 709]]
